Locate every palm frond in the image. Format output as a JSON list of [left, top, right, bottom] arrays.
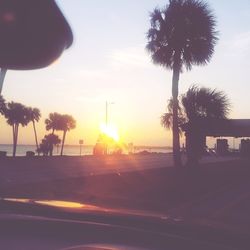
[[146, 0, 218, 71], [181, 85, 231, 121]]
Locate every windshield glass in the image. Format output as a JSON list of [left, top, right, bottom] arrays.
[[0, 1, 250, 249]]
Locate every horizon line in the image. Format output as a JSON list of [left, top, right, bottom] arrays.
[[0, 144, 172, 149]]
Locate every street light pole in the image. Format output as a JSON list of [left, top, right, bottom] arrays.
[[106, 101, 108, 126], [104, 101, 114, 156], [105, 101, 114, 126]]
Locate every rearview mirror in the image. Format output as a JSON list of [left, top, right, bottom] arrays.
[[0, 0, 73, 70]]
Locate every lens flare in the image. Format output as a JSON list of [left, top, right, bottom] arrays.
[[100, 123, 120, 142]]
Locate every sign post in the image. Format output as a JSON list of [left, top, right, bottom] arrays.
[[79, 140, 84, 156]]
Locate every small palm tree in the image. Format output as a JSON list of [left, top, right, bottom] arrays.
[[4, 102, 30, 156], [161, 98, 186, 134], [182, 85, 230, 121], [181, 85, 230, 165], [45, 112, 61, 134], [146, 0, 218, 167], [38, 134, 61, 156], [27, 107, 41, 152], [59, 114, 76, 156]]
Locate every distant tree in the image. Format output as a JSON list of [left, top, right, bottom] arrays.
[[27, 107, 41, 152], [4, 102, 29, 156], [38, 134, 61, 156], [59, 114, 76, 156], [45, 112, 61, 134], [146, 0, 218, 167]]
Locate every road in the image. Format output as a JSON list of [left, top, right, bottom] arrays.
[[0, 154, 238, 186], [1, 154, 250, 234]]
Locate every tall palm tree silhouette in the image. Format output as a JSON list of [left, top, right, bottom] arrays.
[[4, 102, 29, 156], [27, 107, 41, 152], [59, 114, 76, 156], [45, 112, 61, 134], [146, 0, 218, 167]]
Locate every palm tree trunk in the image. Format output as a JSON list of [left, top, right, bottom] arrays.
[[172, 57, 182, 167], [50, 129, 55, 156], [32, 121, 39, 152], [60, 130, 66, 156], [12, 125, 15, 156], [13, 124, 19, 157], [49, 144, 53, 156]]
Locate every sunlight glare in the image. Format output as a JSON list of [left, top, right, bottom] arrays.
[[100, 123, 120, 142]]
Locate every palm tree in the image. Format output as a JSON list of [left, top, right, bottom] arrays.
[[146, 0, 218, 167], [45, 112, 61, 134], [38, 134, 61, 156], [161, 98, 186, 134], [27, 107, 41, 152], [181, 85, 230, 165], [59, 114, 76, 156], [182, 85, 230, 121], [4, 102, 30, 156]]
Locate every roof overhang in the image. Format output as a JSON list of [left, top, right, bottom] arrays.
[[182, 119, 250, 137]]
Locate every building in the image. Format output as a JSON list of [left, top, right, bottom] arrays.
[[182, 119, 250, 159]]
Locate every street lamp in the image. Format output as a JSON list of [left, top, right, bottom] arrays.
[[79, 139, 84, 156], [105, 101, 114, 126], [104, 101, 114, 156]]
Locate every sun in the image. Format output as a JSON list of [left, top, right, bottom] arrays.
[[99, 123, 120, 142]]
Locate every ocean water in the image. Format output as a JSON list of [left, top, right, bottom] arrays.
[[0, 144, 172, 156]]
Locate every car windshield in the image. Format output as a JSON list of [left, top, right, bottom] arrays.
[[0, 1, 250, 249]]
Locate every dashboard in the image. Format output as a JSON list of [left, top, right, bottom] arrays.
[[0, 198, 246, 250]]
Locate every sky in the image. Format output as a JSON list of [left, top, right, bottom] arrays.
[[1, 0, 250, 147]]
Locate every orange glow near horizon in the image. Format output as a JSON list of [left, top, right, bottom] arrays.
[[100, 123, 120, 142]]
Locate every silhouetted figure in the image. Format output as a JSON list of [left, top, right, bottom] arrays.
[[216, 139, 229, 155], [240, 139, 250, 157]]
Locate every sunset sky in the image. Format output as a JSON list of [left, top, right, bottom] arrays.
[[1, 0, 250, 147]]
